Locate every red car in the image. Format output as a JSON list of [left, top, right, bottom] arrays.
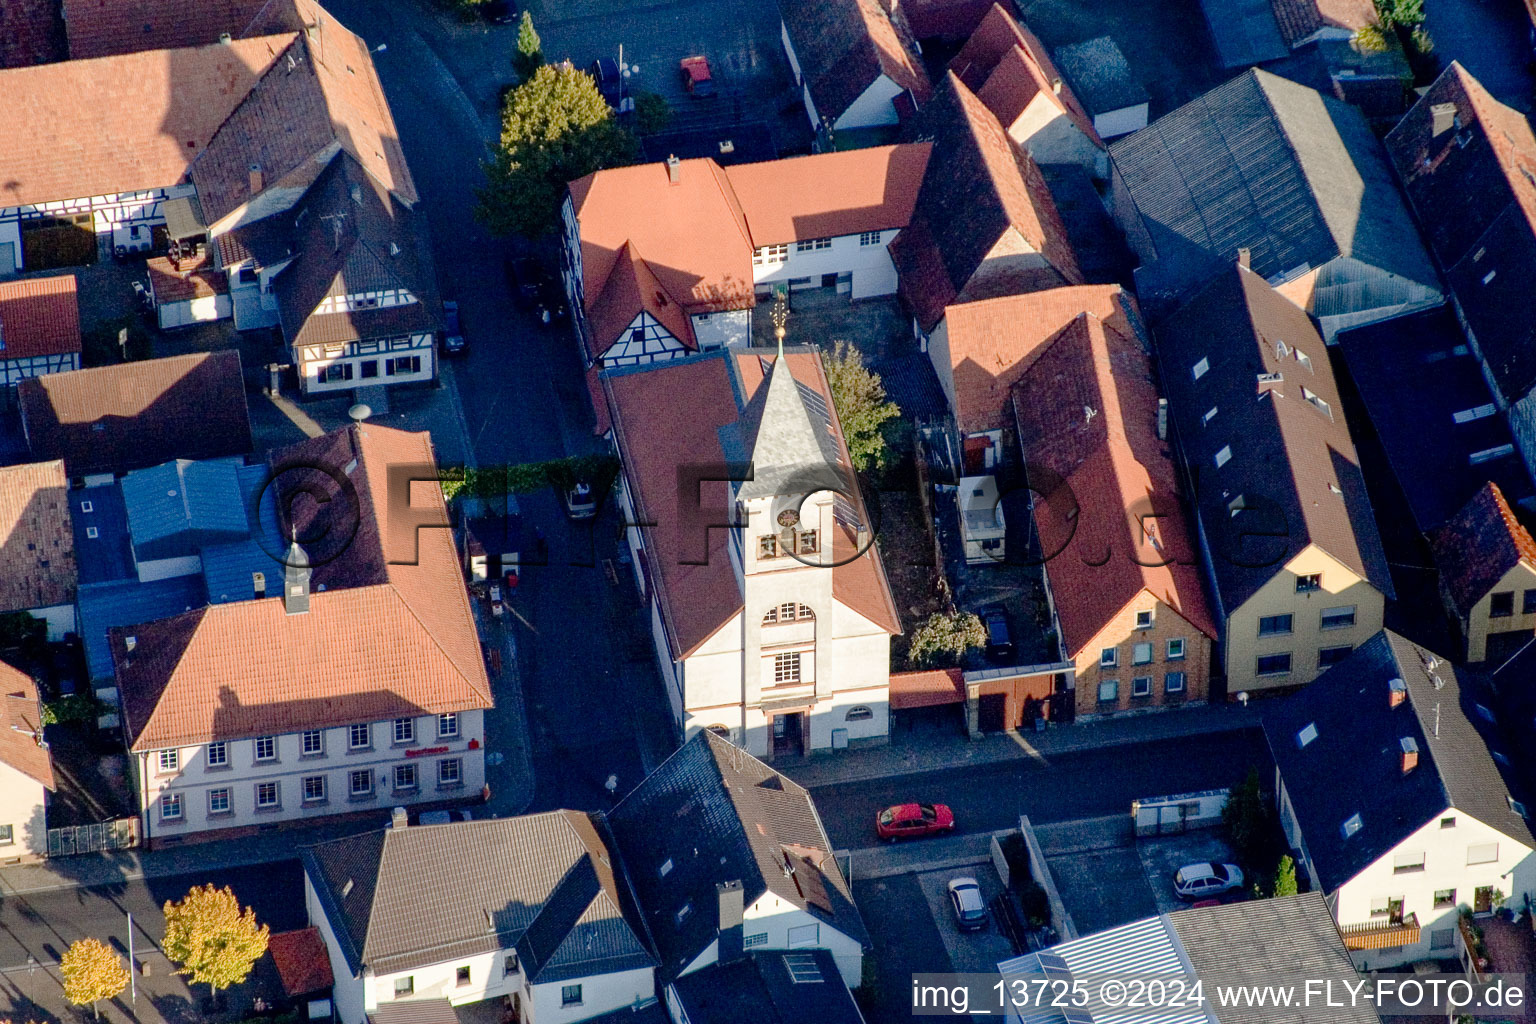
[[679, 55, 716, 97], [877, 803, 955, 841]]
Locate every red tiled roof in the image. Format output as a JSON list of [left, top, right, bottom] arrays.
[[950, 1, 1100, 148], [1012, 315, 1215, 653], [778, 0, 932, 125], [1269, 0, 1377, 46], [115, 425, 491, 750], [569, 158, 753, 358], [189, 13, 417, 227], [587, 241, 696, 355], [18, 350, 253, 477], [0, 460, 76, 615], [267, 928, 333, 997], [0, 276, 81, 360], [0, 661, 53, 789], [722, 143, 932, 246], [146, 256, 228, 304], [0, 35, 291, 208], [889, 667, 966, 708], [63, 0, 301, 59], [1430, 481, 1536, 619], [604, 350, 899, 659], [942, 284, 1134, 434], [891, 72, 1083, 332]]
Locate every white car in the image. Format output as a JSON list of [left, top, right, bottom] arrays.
[[946, 877, 989, 931], [1173, 862, 1244, 900]]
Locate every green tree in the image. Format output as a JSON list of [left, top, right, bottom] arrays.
[[1222, 768, 1273, 868], [478, 63, 638, 238], [908, 609, 986, 667], [0, 611, 46, 656], [634, 91, 671, 135], [60, 938, 130, 1019], [1273, 854, 1298, 897], [824, 341, 900, 473], [162, 884, 270, 997], [513, 11, 543, 82]]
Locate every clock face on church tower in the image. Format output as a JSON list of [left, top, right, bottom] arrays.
[[776, 508, 800, 528]]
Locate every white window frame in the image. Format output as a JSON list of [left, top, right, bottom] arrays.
[[208, 788, 231, 815], [206, 741, 228, 767], [254, 736, 277, 762], [302, 730, 324, 756], [859, 230, 882, 246], [394, 763, 418, 792], [774, 652, 802, 683], [255, 781, 280, 808], [1099, 647, 1118, 668], [1167, 638, 1185, 660], [439, 758, 462, 787], [393, 718, 415, 745], [160, 793, 183, 820], [303, 775, 326, 803], [1131, 676, 1152, 697], [1165, 671, 1186, 694], [158, 749, 179, 773], [350, 769, 373, 797], [438, 712, 459, 739], [349, 723, 370, 750]]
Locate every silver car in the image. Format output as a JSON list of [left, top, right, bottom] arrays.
[[947, 877, 988, 931], [1173, 862, 1244, 899]]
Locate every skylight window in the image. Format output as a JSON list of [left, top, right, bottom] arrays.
[[1295, 350, 1313, 372], [1192, 357, 1209, 380], [1341, 813, 1362, 839], [1203, 406, 1218, 426], [1471, 444, 1515, 465], [1214, 446, 1232, 468], [1452, 404, 1497, 424], [1511, 797, 1529, 818], [1301, 387, 1332, 420], [1297, 722, 1318, 747], [659, 858, 673, 877]]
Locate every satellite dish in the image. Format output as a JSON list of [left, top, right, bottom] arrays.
[[348, 403, 372, 422]]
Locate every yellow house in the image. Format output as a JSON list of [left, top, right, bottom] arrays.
[[1157, 266, 1394, 694], [1429, 481, 1536, 664]]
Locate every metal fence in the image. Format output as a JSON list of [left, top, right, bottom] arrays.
[[47, 816, 138, 857]]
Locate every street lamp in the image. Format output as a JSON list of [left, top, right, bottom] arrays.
[[617, 44, 639, 114], [370, 42, 387, 54]]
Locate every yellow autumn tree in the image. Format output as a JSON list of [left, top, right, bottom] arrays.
[[162, 884, 270, 996], [60, 938, 130, 1019]]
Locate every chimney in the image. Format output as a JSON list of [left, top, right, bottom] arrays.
[[1431, 102, 1457, 137], [125, 635, 137, 652], [1157, 397, 1168, 441], [1388, 677, 1407, 709], [284, 536, 311, 615], [1051, 77, 1063, 95], [249, 163, 264, 195], [716, 880, 744, 964], [218, 31, 232, 44], [391, 806, 408, 829], [1400, 736, 1419, 775], [666, 154, 681, 185], [1237, 247, 1251, 269], [252, 571, 266, 598]]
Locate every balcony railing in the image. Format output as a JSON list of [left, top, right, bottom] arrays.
[[1459, 914, 1489, 981], [1340, 913, 1420, 950]]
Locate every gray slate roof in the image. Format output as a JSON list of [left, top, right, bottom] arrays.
[[1054, 37, 1148, 115], [1157, 265, 1393, 611], [607, 731, 867, 980], [1198, 0, 1289, 68], [736, 352, 849, 501], [672, 949, 863, 1024], [1111, 69, 1438, 309], [1262, 631, 1536, 893], [302, 812, 654, 981]]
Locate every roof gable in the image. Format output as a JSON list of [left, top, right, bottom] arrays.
[[778, 0, 931, 124], [1430, 482, 1536, 618], [1011, 315, 1215, 650], [607, 733, 865, 980], [892, 72, 1083, 331], [0, 661, 53, 789], [1262, 631, 1536, 892], [1156, 266, 1392, 608]]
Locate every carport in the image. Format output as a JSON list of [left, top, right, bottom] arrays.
[[889, 668, 968, 736]]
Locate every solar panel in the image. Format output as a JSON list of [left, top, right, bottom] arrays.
[[783, 952, 823, 983]]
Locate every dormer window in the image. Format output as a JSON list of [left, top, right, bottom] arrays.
[[1192, 357, 1209, 380], [1341, 813, 1362, 838]]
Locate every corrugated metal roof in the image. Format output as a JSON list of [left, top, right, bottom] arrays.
[[78, 575, 207, 681], [122, 458, 248, 556]]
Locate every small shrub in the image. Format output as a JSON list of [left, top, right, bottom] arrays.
[[1273, 854, 1298, 897], [634, 91, 671, 135], [1411, 26, 1434, 52], [1354, 24, 1390, 52], [908, 609, 986, 667]]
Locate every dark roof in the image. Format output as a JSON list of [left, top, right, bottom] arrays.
[[1335, 304, 1531, 534], [607, 732, 866, 980], [893, 71, 1082, 332], [1197, 0, 1289, 68], [1040, 164, 1135, 286], [1430, 482, 1536, 619], [1111, 69, 1438, 312], [671, 949, 863, 1024], [1384, 63, 1536, 401], [1053, 36, 1149, 114], [63, 0, 301, 59], [268, 155, 438, 350], [1157, 266, 1393, 610], [0, 0, 64, 69], [266, 928, 333, 998], [777, 0, 932, 125], [303, 812, 654, 980], [1167, 893, 1381, 1024], [1262, 630, 1536, 892], [573, 1002, 670, 1024], [18, 351, 252, 477]]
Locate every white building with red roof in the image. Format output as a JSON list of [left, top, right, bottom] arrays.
[[0, 660, 54, 860], [0, 276, 82, 387], [603, 347, 900, 759]]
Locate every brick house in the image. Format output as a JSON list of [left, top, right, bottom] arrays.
[[1012, 312, 1216, 717], [1429, 482, 1536, 665]]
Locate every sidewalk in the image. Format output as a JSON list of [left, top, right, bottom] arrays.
[[780, 702, 1262, 789]]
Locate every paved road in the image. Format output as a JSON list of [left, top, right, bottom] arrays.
[[0, 862, 303, 971], [809, 729, 1273, 852]]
